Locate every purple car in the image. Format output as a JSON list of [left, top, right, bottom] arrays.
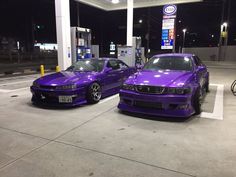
[[31, 58, 135, 106], [118, 53, 209, 118]]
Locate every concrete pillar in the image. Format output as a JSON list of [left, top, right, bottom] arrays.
[[126, 0, 133, 46], [55, 0, 72, 70]]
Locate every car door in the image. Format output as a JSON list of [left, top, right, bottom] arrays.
[[193, 56, 207, 90], [103, 60, 124, 91], [117, 60, 132, 83]]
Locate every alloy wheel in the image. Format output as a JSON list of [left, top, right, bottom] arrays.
[[91, 83, 101, 101]]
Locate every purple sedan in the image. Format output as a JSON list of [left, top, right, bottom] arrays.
[[31, 58, 135, 107], [118, 54, 209, 118]]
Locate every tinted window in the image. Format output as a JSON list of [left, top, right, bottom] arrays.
[[193, 56, 203, 66], [66, 60, 105, 72], [107, 60, 120, 70], [143, 56, 193, 71], [118, 61, 129, 69]]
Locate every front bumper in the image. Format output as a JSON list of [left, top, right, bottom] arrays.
[[118, 89, 195, 118], [30, 86, 87, 107]]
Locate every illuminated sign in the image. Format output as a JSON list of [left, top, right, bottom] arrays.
[[110, 42, 116, 55], [163, 5, 177, 16], [161, 5, 177, 50]]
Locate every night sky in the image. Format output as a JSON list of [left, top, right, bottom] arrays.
[[0, 0, 235, 55]]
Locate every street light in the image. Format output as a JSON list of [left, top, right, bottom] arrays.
[[223, 22, 228, 27], [220, 22, 228, 46], [139, 19, 143, 24], [182, 29, 187, 53]]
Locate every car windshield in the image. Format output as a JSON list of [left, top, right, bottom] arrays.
[[66, 60, 105, 72], [143, 56, 193, 71]]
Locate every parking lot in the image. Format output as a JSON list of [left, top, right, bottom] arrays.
[[0, 66, 236, 177]]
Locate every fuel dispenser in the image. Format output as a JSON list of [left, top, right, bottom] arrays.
[[71, 27, 92, 64], [117, 37, 145, 67]]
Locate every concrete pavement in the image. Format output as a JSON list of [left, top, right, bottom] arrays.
[[0, 67, 235, 177]]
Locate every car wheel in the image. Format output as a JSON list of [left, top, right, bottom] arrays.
[[86, 82, 102, 104], [193, 89, 201, 115]]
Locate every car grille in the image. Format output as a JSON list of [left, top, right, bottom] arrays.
[[136, 85, 165, 94], [39, 85, 56, 90], [134, 101, 163, 109]]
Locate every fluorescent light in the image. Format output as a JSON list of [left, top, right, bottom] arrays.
[[111, 0, 119, 4]]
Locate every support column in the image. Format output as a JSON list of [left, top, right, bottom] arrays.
[[126, 0, 133, 46], [55, 0, 72, 70]]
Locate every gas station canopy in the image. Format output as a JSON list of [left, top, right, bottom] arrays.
[[55, 0, 203, 70], [78, 0, 202, 11]]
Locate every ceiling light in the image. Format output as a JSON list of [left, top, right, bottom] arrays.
[[111, 0, 120, 4]]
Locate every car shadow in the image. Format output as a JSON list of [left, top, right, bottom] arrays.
[[118, 110, 195, 123], [27, 102, 86, 110]]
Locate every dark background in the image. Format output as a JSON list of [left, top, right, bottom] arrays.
[[0, 0, 235, 56]]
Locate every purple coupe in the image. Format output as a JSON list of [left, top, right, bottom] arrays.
[[31, 58, 135, 106], [118, 53, 209, 118]]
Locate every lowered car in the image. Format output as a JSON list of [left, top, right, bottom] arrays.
[[118, 53, 209, 118], [31, 58, 135, 106]]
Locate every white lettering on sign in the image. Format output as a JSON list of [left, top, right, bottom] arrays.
[[163, 5, 177, 16]]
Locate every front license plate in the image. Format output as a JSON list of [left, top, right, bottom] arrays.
[[59, 96, 73, 103]]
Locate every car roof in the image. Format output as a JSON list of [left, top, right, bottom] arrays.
[[152, 53, 194, 58]]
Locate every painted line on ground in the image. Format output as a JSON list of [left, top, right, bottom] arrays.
[[0, 74, 39, 82], [0, 80, 34, 87], [99, 94, 119, 104], [0, 83, 224, 121], [0, 87, 29, 93], [98, 84, 224, 120], [200, 84, 224, 120]]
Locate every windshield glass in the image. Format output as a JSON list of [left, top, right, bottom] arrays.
[[66, 60, 105, 72], [143, 56, 192, 71]]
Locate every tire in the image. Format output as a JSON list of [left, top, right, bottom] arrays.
[[193, 89, 201, 115], [205, 82, 209, 93], [86, 82, 102, 104]]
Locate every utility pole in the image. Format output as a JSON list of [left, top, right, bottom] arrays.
[[182, 29, 187, 53], [218, 0, 226, 61], [225, 0, 231, 46], [146, 8, 151, 56], [76, 1, 80, 27]]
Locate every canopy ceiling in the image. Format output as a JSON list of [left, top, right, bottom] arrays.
[[77, 0, 202, 11]]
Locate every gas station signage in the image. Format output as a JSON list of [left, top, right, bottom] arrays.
[[110, 42, 116, 55], [161, 5, 177, 50]]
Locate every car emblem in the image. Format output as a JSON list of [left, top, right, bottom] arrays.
[[41, 94, 46, 99]]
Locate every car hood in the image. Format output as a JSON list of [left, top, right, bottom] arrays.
[[35, 71, 96, 86], [126, 70, 193, 87]]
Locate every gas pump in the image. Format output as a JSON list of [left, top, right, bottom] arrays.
[[71, 27, 92, 64], [134, 37, 144, 67], [117, 37, 145, 67]]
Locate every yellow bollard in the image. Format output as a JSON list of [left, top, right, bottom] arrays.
[[40, 65, 45, 77], [56, 65, 60, 72]]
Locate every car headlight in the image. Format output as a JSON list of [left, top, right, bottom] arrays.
[[56, 84, 77, 90], [167, 87, 191, 95], [32, 81, 40, 88], [122, 84, 135, 91]]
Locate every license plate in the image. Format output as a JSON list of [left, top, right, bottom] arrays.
[[59, 96, 73, 103]]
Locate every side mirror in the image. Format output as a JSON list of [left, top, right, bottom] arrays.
[[136, 64, 143, 70], [104, 67, 113, 73], [196, 65, 205, 72]]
